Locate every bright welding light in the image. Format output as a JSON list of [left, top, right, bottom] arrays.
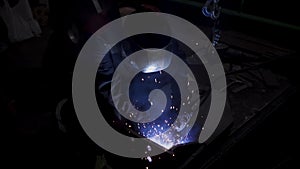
[[136, 49, 172, 73], [147, 131, 191, 149], [148, 136, 175, 149], [143, 65, 162, 73]]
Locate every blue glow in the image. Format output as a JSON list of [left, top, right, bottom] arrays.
[[128, 71, 194, 149]]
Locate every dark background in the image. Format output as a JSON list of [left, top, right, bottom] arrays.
[[1, 0, 298, 169]]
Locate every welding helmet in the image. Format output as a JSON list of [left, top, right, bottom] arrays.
[[119, 7, 173, 73]]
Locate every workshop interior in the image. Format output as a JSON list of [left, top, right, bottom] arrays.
[[1, 0, 298, 169]]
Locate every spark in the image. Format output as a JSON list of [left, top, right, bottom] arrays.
[[147, 145, 152, 151], [147, 156, 152, 162]]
